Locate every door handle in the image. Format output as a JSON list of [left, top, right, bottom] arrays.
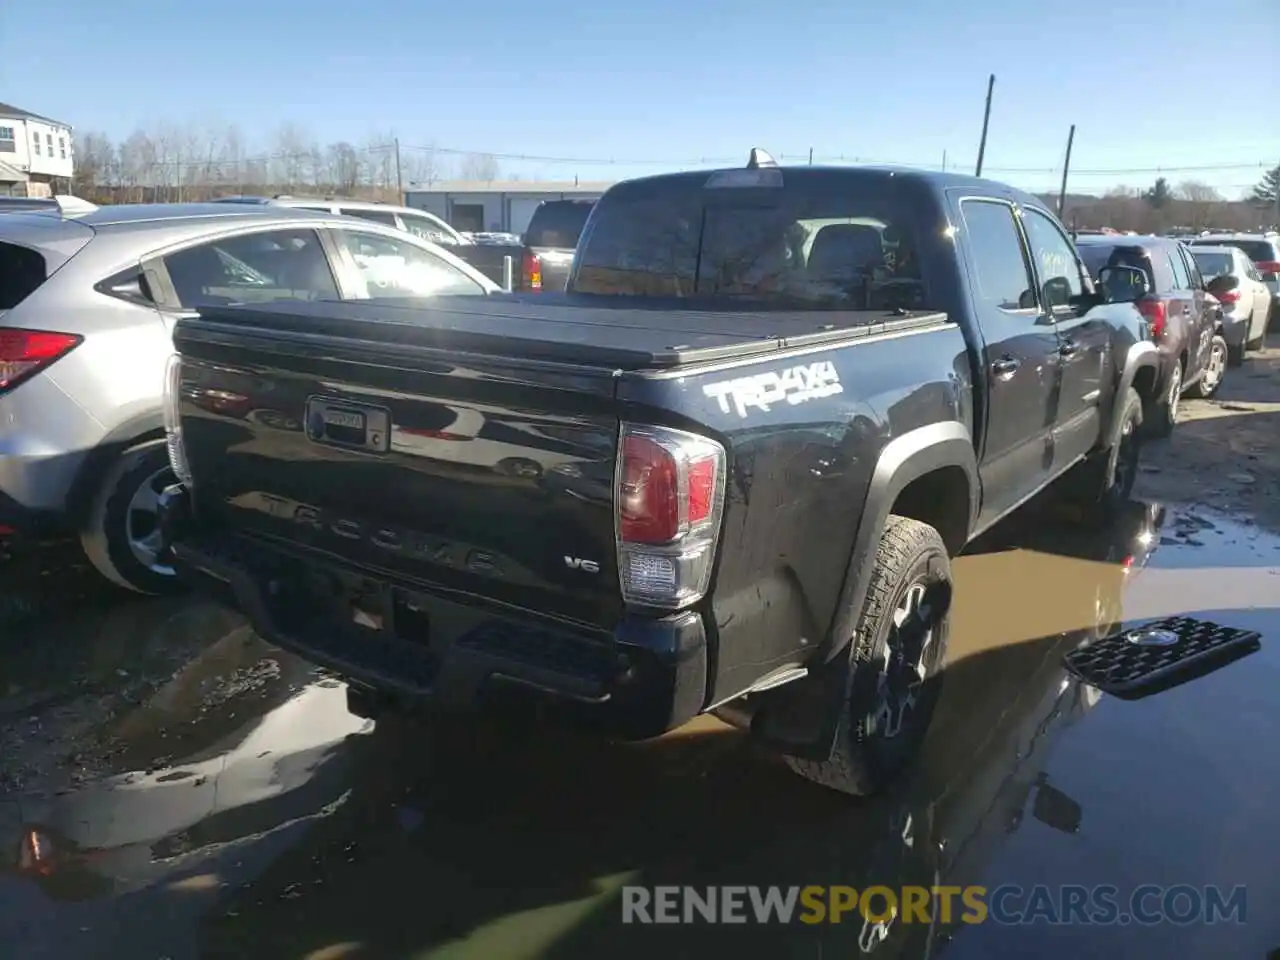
[[1181, 306, 1193, 316], [1058, 339, 1080, 358], [991, 356, 1021, 379]]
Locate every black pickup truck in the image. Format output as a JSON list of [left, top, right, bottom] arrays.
[[157, 155, 1162, 796]]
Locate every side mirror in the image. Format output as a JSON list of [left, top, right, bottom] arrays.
[[1097, 265, 1149, 303], [1205, 273, 1239, 298]]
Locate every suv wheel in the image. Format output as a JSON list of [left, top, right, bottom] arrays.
[[1146, 361, 1181, 437], [81, 439, 184, 595], [785, 516, 951, 797], [1189, 335, 1226, 398]]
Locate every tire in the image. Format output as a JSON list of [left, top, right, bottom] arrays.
[[80, 438, 185, 595], [1058, 387, 1143, 522], [785, 515, 951, 797], [1145, 360, 1181, 438], [1188, 335, 1227, 399]]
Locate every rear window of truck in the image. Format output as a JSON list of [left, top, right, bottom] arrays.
[[572, 179, 928, 311], [0, 241, 47, 309]]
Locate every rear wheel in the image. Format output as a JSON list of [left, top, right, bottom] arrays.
[[1188, 335, 1227, 398], [80, 439, 184, 595], [785, 516, 951, 797], [1059, 387, 1142, 522], [1145, 361, 1181, 438]]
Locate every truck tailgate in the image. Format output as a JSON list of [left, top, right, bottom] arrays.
[[173, 306, 631, 628]]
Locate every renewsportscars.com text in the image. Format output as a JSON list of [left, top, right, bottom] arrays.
[[621, 884, 1247, 926]]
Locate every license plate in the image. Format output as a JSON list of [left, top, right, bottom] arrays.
[[323, 408, 365, 430]]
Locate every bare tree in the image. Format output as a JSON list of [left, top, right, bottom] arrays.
[[326, 141, 362, 194], [403, 142, 444, 187], [458, 152, 500, 181], [1177, 180, 1224, 231], [273, 122, 313, 191]]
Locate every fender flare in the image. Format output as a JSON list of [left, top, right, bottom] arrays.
[[66, 410, 166, 525], [1103, 340, 1159, 445], [819, 419, 978, 667], [745, 419, 978, 759]]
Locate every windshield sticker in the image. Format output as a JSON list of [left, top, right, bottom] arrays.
[[703, 360, 843, 418]]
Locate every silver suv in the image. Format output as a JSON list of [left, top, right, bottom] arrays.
[[0, 202, 496, 593]]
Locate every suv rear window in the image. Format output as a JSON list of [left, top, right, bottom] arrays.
[[573, 178, 928, 311], [1076, 242, 1167, 291], [1190, 238, 1277, 262], [0, 241, 47, 309], [524, 201, 593, 249]]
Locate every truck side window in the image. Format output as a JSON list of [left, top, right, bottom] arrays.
[[1020, 208, 1084, 312], [959, 199, 1036, 312]]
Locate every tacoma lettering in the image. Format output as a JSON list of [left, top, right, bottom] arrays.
[[703, 360, 843, 418]]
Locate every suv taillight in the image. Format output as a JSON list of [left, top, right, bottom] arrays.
[[1254, 259, 1280, 279], [523, 249, 543, 291], [615, 423, 726, 609], [1137, 298, 1167, 338], [0, 327, 82, 394], [1217, 289, 1241, 304]]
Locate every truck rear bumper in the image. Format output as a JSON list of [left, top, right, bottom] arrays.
[[159, 485, 708, 738]]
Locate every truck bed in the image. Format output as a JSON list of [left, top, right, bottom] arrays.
[[188, 295, 948, 371]]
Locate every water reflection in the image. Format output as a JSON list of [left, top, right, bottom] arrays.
[[0, 498, 1276, 960]]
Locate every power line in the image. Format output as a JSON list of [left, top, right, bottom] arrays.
[[90, 139, 1276, 180]]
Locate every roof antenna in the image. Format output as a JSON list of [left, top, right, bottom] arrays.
[[747, 148, 778, 169]]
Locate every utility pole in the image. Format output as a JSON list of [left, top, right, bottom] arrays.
[[808, 147, 814, 166], [394, 137, 404, 204], [975, 74, 995, 178], [942, 149, 947, 172], [1057, 124, 1076, 218]]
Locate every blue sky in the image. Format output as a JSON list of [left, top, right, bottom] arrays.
[[2, 0, 1277, 198]]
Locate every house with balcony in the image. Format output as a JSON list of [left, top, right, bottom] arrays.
[[0, 102, 74, 197]]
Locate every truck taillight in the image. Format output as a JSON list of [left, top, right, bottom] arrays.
[[162, 353, 193, 486], [615, 423, 726, 609], [0, 327, 81, 394], [523, 250, 543, 291], [1137, 298, 1167, 338]]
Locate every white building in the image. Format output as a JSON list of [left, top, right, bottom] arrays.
[[405, 179, 614, 235], [0, 101, 74, 197]]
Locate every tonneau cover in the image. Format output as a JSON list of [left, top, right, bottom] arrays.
[[188, 294, 948, 370]]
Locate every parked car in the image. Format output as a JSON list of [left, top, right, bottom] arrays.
[[520, 199, 595, 292], [1188, 245, 1272, 363], [1186, 232, 1280, 319], [1075, 234, 1229, 428], [0, 202, 497, 594], [158, 155, 1164, 797], [212, 195, 537, 292]]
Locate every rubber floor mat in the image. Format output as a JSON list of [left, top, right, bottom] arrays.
[[1063, 615, 1262, 699]]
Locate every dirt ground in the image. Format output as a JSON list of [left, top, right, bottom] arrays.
[[1134, 333, 1280, 533]]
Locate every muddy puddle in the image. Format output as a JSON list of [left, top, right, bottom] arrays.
[[1, 498, 1277, 959]]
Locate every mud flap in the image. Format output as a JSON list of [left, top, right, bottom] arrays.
[[749, 580, 950, 761], [1063, 616, 1261, 699]]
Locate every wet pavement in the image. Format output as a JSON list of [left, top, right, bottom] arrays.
[[2, 498, 1278, 959]]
